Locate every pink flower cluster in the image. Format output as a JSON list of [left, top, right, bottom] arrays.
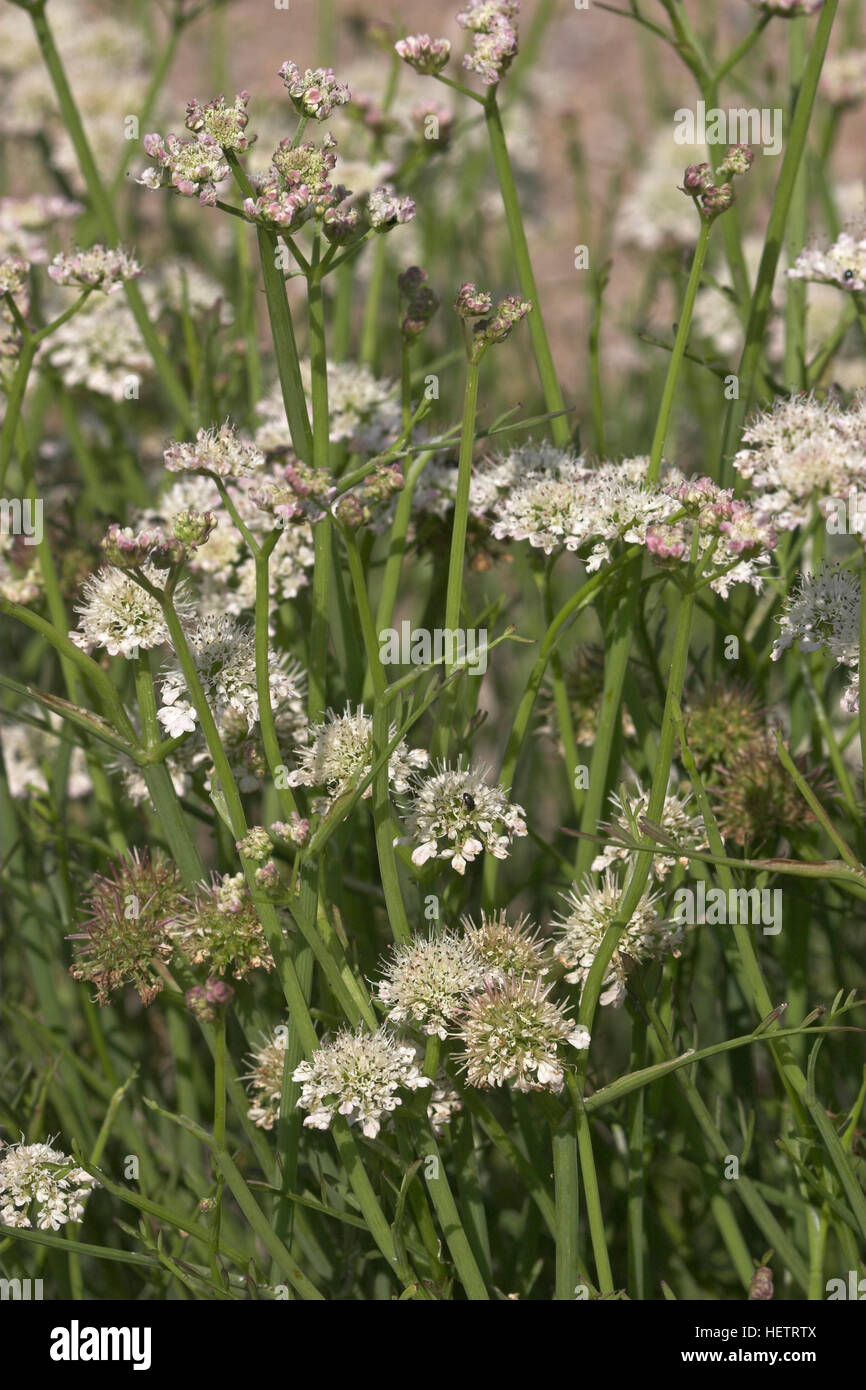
[[138, 131, 230, 206], [457, 1, 520, 86], [394, 34, 452, 75], [646, 477, 777, 590], [278, 61, 350, 120]]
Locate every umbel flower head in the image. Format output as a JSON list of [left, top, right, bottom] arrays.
[[592, 784, 708, 881], [733, 393, 866, 531], [712, 735, 828, 853], [683, 681, 767, 775], [67, 848, 183, 1006], [404, 761, 528, 875], [820, 50, 866, 107], [458, 975, 590, 1093], [287, 704, 429, 815], [138, 130, 230, 206], [461, 908, 549, 980], [375, 929, 489, 1038], [245, 1027, 289, 1130], [293, 1027, 431, 1138], [395, 34, 452, 75], [457, 2, 520, 87], [279, 61, 350, 119], [771, 563, 860, 712], [788, 232, 866, 294], [48, 244, 142, 294], [70, 563, 192, 658], [185, 91, 256, 151], [164, 421, 265, 479], [554, 871, 679, 1007], [174, 872, 274, 980], [0, 1137, 98, 1231], [158, 614, 303, 738]]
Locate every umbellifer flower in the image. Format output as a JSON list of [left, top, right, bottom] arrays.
[[245, 1027, 289, 1130], [375, 929, 489, 1038], [771, 563, 860, 712], [138, 131, 230, 206], [403, 761, 527, 874], [395, 34, 452, 75], [458, 975, 590, 1093], [67, 848, 183, 1006], [554, 871, 679, 1007], [462, 908, 549, 979], [48, 244, 142, 294], [70, 563, 190, 658], [457, 2, 520, 87], [788, 232, 866, 294], [164, 420, 265, 478], [287, 704, 429, 815], [0, 1137, 98, 1231], [278, 61, 350, 120], [367, 184, 416, 230], [185, 91, 256, 150], [592, 784, 707, 880], [174, 873, 274, 980], [293, 1027, 431, 1138]]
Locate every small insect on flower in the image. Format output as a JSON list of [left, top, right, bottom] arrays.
[[462, 792, 476, 811]]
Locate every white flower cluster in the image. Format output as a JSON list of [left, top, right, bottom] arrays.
[[164, 421, 265, 478], [788, 232, 866, 294], [157, 613, 303, 737], [70, 564, 192, 658], [375, 930, 490, 1038], [47, 244, 142, 294], [458, 976, 590, 1093], [256, 361, 400, 455], [733, 394, 866, 531], [404, 762, 527, 875], [0, 1137, 98, 1230], [287, 704, 429, 815], [0, 711, 92, 801], [554, 871, 681, 1007], [592, 785, 707, 880], [772, 564, 860, 712], [487, 445, 679, 567], [293, 1027, 431, 1138]]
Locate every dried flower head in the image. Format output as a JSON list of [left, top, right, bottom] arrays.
[[404, 762, 527, 875], [174, 873, 274, 980], [683, 681, 767, 774], [375, 929, 489, 1038], [0, 1137, 98, 1231], [458, 975, 590, 1093], [293, 1027, 431, 1138], [48, 244, 142, 294], [712, 736, 829, 851], [67, 848, 183, 1005], [554, 871, 679, 1007]]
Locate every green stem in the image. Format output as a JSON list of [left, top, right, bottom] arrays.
[[484, 91, 569, 447], [647, 218, 711, 484]]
